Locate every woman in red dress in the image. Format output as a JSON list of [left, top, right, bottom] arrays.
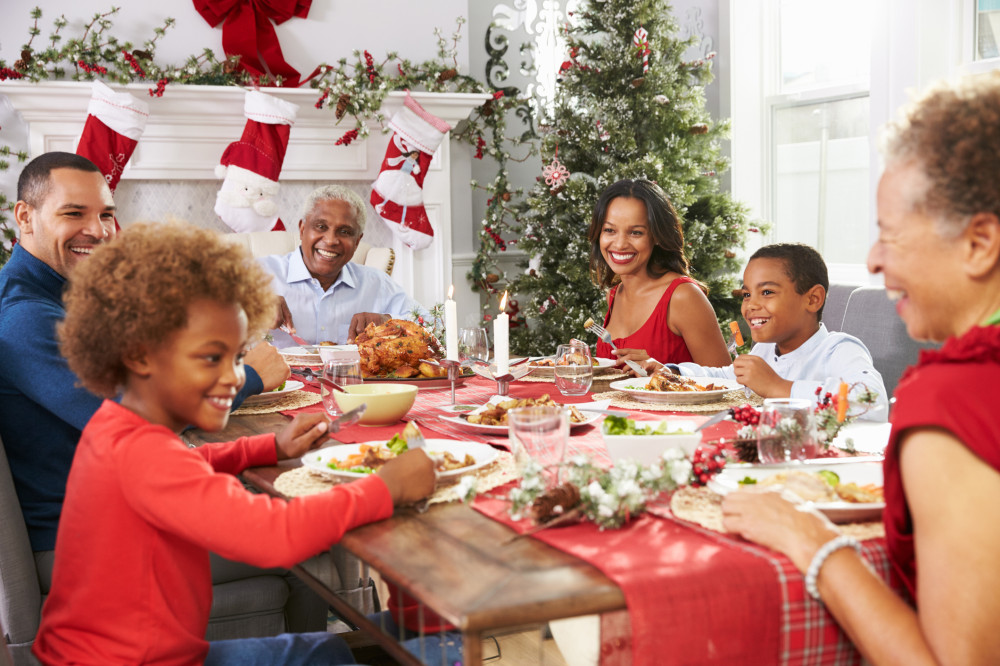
[[587, 179, 731, 367], [721, 73, 1000, 664]]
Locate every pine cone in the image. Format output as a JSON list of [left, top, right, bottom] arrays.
[[13, 59, 27, 71], [631, 77, 645, 88], [223, 59, 238, 74], [20, 49, 32, 63], [733, 438, 759, 463], [485, 273, 500, 284], [335, 93, 351, 119], [437, 68, 457, 83], [725, 250, 737, 259], [501, 192, 511, 202], [530, 483, 581, 523], [690, 123, 710, 135], [131, 49, 152, 61], [480, 99, 494, 117]]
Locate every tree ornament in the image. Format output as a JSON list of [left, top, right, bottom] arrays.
[[633, 27, 650, 73], [654, 94, 670, 105], [596, 120, 610, 141], [541, 151, 570, 192], [690, 123, 709, 134], [530, 482, 581, 523], [631, 77, 645, 88], [436, 67, 457, 83], [335, 93, 351, 119]]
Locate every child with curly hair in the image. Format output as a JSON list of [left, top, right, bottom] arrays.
[[33, 221, 435, 665]]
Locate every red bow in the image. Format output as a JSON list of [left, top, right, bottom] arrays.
[[194, 0, 313, 87]]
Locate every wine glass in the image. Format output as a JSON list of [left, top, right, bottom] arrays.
[[321, 359, 363, 417], [458, 327, 489, 364], [553, 341, 593, 396]]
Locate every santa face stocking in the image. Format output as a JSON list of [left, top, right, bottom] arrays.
[[75, 81, 148, 194], [370, 92, 450, 250]]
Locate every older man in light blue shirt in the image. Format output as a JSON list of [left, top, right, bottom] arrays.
[[261, 185, 428, 346]]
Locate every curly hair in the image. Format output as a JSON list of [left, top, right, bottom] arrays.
[[883, 70, 1000, 235], [59, 221, 278, 397], [300, 184, 368, 232], [748, 243, 829, 319], [587, 179, 706, 293]]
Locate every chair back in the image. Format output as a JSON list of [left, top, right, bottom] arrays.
[[822, 283, 861, 333], [839, 286, 937, 398], [0, 436, 42, 664]]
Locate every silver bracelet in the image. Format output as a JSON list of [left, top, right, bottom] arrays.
[[805, 535, 862, 602]]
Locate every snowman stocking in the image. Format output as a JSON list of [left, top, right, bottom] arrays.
[[370, 92, 450, 250], [75, 81, 148, 229]]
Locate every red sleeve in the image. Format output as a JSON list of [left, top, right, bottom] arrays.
[[117, 426, 393, 569], [195, 433, 278, 474]]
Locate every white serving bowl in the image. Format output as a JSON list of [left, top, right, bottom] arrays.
[[602, 420, 701, 464], [332, 383, 418, 426]]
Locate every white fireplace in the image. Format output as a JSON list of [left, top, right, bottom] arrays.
[[0, 81, 489, 316]]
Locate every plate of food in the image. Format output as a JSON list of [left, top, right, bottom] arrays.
[[239, 380, 305, 407], [278, 346, 323, 368], [303, 438, 498, 480], [438, 395, 600, 434], [707, 461, 884, 523], [527, 356, 617, 377], [609, 376, 743, 405]]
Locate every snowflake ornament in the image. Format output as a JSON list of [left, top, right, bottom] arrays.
[[542, 156, 570, 191]]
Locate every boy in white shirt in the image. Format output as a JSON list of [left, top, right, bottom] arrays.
[[646, 243, 888, 420]]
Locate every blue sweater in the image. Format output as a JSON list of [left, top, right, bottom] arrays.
[[0, 245, 262, 551]]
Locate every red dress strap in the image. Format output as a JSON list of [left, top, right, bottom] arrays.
[[595, 277, 697, 363]]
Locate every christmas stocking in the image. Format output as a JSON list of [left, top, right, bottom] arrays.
[[214, 90, 298, 233], [370, 92, 450, 250], [75, 81, 148, 195]]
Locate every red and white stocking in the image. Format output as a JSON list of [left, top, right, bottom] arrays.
[[370, 92, 450, 250], [75, 81, 148, 195]]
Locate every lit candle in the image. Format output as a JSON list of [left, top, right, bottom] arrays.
[[445, 284, 458, 361], [494, 291, 510, 376]]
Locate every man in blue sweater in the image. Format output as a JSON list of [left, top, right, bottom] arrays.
[[0, 152, 330, 630]]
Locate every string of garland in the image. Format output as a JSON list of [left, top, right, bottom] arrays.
[[0, 8, 534, 270]]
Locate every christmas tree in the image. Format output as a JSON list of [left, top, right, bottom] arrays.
[[495, 0, 757, 355]]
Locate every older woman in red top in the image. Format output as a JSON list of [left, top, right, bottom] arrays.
[[588, 179, 731, 367], [722, 73, 1000, 665]]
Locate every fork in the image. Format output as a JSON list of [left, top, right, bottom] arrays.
[[402, 422, 435, 513], [584, 321, 648, 377]]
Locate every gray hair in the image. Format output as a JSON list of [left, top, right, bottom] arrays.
[[300, 184, 368, 232]]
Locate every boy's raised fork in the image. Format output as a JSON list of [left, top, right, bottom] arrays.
[[584, 321, 648, 377]]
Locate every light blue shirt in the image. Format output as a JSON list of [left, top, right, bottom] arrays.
[[674, 324, 889, 421], [259, 249, 429, 346]]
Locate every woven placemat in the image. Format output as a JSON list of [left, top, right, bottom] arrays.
[[668, 486, 885, 540], [232, 391, 322, 416], [590, 390, 763, 413], [274, 451, 518, 505]]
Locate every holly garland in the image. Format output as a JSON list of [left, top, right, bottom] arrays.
[[0, 8, 535, 273]]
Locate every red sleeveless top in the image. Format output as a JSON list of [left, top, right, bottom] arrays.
[[883, 324, 1000, 600], [595, 276, 697, 364]]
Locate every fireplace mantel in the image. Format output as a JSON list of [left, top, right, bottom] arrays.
[[0, 81, 490, 311]]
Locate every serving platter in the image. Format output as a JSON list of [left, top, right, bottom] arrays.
[[239, 380, 305, 407], [278, 346, 323, 367], [609, 377, 743, 405], [526, 357, 617, 378], [708, 460, 884, 523], [303, 440, 498, 480]]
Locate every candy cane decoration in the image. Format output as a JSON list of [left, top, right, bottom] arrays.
[[633, 27, 650, 73]]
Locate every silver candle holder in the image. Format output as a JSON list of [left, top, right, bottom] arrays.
[[468, 358, 534, 396]]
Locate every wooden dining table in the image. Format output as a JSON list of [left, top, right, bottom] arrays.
[[183, 373, 894, 666]]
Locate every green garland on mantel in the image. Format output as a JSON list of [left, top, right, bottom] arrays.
[[0, 6, 534, 268]]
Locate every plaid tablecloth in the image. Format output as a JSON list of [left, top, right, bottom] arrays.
[[284, 374, 892, 664]]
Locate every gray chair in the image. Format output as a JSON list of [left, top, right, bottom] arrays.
[[0, 435, 291, 664], [839, 286, 937, 398], [822, 283, 861, 333]]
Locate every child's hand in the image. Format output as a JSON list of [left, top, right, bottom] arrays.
[[376, 449, 436, 506], [274, 413, 331, 461], [732, 355, 793, 398]]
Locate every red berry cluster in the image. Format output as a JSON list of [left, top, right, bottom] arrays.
[[729, 404, 760, 426], [335, 129, 359, 146], [122, 50, 146, 78], [364, 50, 377, 83], [484, 227, 506, 250], [314, 90, 329, 109], [397, 64, 406, 76], [691, 442, 727, 486], [814, 386, 837, 412], [148, 78, 169, 97], [0, 67, 24, 80], [474, 136, 486, 159], [77, 60, 108, 75], [492, 90, 505, 100]]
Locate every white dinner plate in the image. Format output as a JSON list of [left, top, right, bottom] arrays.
[[303, 440, 498, 480], [239, 380, 305, 407], [439, 411, 602, 435], [708, 460, 884, 523], [526, 357, 617, 378], [609, 377, 743, 405], [830, 421, 892, 455], [278, 346, 323, 367]]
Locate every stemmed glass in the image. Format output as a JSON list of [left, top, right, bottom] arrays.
[[458, 327, 489, 364]]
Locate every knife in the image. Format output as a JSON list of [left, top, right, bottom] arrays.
[[314, 404, 367, 449], [695, 409, 732, 432]]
